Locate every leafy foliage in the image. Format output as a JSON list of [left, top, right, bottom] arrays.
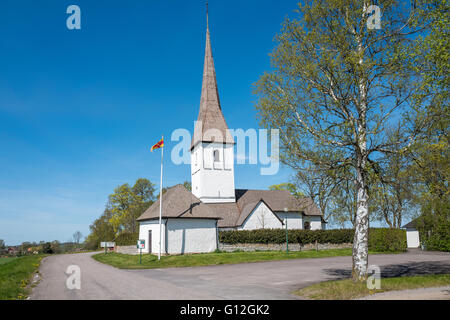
[[115, 232, 139, 246], [109, 178, 155, 233], [219, 228, 406, 252]]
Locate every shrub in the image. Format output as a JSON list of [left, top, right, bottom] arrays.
[[219, 228, 407, 252], [368, 228, 407, 252], [115, 232, 139, 246], [41, 242, 54, 254], [219, 229, 354, 245]]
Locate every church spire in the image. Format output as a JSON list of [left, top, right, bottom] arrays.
[[191, 3, 234, 149]]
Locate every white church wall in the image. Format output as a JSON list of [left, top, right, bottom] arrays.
[[303, 216, 322, 230], [238, 201, 283, 230], [138, 219, 166, 254], [166, 219, 218, 254], [275, 212, 303, 229]]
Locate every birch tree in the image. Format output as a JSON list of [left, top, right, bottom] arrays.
[[254, 0, 421, 281]]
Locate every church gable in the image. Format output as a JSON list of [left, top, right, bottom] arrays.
[[238, 200, 284, 230]]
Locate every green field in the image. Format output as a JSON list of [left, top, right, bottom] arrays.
[[92, 248, 399, 269], [0, 257, 18, 265], [293, 274, 450, 300], [0, 255, 47, 300]]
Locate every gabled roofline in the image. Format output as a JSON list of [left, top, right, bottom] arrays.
[[236, 198, 285, 228]]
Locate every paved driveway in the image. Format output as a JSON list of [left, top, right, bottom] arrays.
[[30, 250, 450, 300]]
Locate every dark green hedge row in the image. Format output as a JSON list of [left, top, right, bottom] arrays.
[[115, 232, 139, 246], [219, 228, 407, 252], [367, 228, 407, 252], [219, 228, 353, 245]]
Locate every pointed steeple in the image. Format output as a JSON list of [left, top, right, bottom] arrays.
[[191, 5, 235, 150]]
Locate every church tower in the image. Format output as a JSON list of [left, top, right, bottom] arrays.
[[191, 8, 236, 203]]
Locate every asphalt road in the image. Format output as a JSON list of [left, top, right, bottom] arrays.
[[30, 250, 450, 300]]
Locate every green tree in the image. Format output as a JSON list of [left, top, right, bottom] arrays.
[[85, 207, 116, 250], [405, 0, 449, 250], [254, 1, 421, 280], [109, 179, 155, 234], [371, 130, 415, 229], [268, 182, 303, 197]]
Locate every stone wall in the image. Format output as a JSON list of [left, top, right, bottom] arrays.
[[115, 245, 139, 255], [218, 242, 352, 252]]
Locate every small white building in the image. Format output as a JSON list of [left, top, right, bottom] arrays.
[[137, 11, 325, 255], [402, 219, 421, 248]]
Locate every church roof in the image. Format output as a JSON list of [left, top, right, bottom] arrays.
[[137, 186, 323, 228], [191, 15, 234, 150], [136, 184, 222, 221], [227, 189, 323, 228]]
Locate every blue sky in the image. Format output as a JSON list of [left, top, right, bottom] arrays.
[[0, 0, 305, 245]]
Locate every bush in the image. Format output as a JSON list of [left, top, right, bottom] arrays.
[[41, 242, 54, 254], [219, 229, 354, 245], [368, 228, 407, 252], [115, 232, 139, 246], [219, 228, 407, 252]]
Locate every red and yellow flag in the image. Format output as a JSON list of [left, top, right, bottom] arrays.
[[151, 137, 164, 151]]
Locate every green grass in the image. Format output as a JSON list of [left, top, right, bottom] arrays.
[[293, 274, 450, 300], [0, 257, 18, 265], [92, 248, 398, 269], [0, 255, 47, 300]]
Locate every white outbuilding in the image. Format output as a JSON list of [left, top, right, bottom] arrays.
[[402, 219, 421, 248]]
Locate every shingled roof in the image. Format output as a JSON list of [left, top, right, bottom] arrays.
[[137, 186, 323, 228], [136, 184, 222, 221], [191, 16, 234, 150]]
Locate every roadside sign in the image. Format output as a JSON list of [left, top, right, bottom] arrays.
[[100, 242, 115, 248], [137, 239, 145, 264], [137, 239, 145, 249]]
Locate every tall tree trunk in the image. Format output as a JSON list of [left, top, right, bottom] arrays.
[[352, 163, 370, 281], [352, 16, 369, 280]]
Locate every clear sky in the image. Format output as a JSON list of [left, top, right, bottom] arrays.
[[0, 0, 304, 245]]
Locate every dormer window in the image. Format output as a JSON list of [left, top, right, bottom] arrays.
[[213, 149, 219, 162]]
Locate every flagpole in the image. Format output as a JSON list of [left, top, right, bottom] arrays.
[[158, 135, 164, 261]]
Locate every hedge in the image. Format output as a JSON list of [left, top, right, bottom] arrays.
[[219, 228, 407, 252], [115, 232, 139, 246], [368, 228, 407, 252]]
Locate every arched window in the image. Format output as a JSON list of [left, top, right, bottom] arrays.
[[304, 221, 311, 230], [213, 149, 219, 162]]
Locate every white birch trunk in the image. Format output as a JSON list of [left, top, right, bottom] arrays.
[[352, 3, 370, 281], [352, 163, 369, 281]]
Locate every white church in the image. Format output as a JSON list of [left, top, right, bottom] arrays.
[[137, 13, 325, 255]]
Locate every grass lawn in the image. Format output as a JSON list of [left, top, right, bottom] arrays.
[[293, 273, 450, 300], [92, 248, 399, 269], [0, 257, 18, 265], [0, 255, 47, 300]]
